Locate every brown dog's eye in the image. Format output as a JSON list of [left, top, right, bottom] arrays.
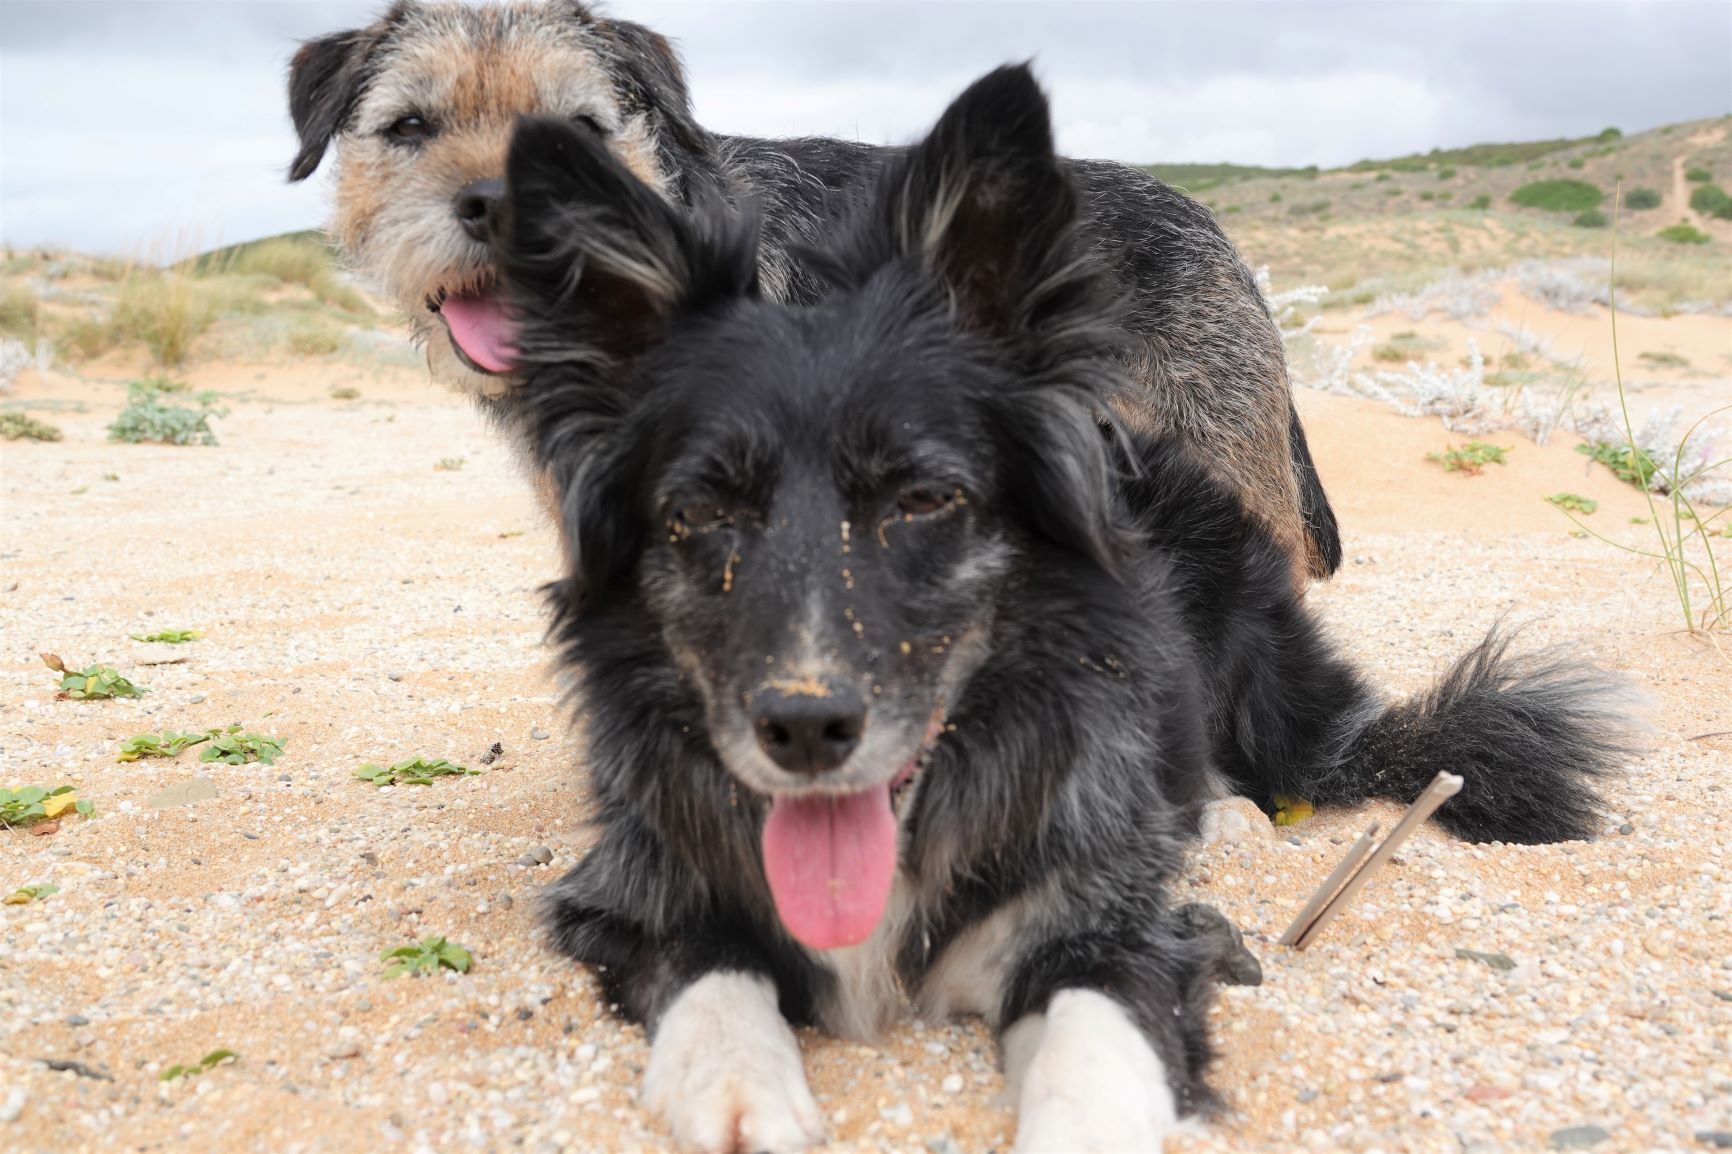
[[572, 114, 609, 138], [672, 503, 731, 534], [896, 486, 959, 518], [386, 115, 435, 143]]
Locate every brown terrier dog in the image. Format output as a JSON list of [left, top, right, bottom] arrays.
[[287, 1, 1341, 586]]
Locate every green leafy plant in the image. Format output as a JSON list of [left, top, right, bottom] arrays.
[[1546, 493, 1599, 515], [329, 385, 360, 400], [434, 457, 464, 472], [1636, 351, 1689, 370], [3, 882, 60, 905], [1577, 441, 1659, 488], [1658, 223, 1710, 245], [0, 786, 92, 828], [1572, 208, 1608, 229], [118, 730, 213, 762], [354, 757, 477, 787], [1427, 442, 1510, 475], [0, 412, 62, 442], [107, 378, 226, 446], [40, 653, 145, 699], [1684, 166, 1711, 183], [1467, 194, 1492, 210], [1510, 180, 1602, 212], [199, 728, 283, 766], [130, 628, 200, 644], [1622, 187, 1660, 210], [1437, 167, 1456, 180], [380, 936, 473, 979], [161, 1049, 237, 1082], [1688, 183, 1732, 220]]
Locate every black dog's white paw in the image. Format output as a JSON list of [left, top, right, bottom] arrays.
[[1005, 989, 1184, 1153], [643, 972, 825, 1153]]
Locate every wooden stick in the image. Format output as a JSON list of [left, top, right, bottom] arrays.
[[1277, 823, 1379, 947], [1289, 771, 1464, 950]]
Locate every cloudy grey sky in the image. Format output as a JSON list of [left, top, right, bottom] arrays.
[[1, 0, 1726, 254]]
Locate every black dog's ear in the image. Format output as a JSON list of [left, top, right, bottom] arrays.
[[286, 11, 398, 182], [597, 20, 711, 161], [842, 64, 1079, 339], [499, 116, 726, 370]]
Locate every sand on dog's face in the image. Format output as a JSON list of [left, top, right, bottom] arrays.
[[327, 3, 672, 397]]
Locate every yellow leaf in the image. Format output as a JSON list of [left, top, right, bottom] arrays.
[[2, 892, 29, 905], [1272, 794, 1314, 826], [42, 791, 79, 818]]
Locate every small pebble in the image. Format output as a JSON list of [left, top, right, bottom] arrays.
[[1618, 823, 1634, 835], [1642, 935, 1672, 960], [327, 1040, 363, 1060], [0, 1087, 24, 1123], [1550, 1125, 1611, 1149], [940, 1074, 963, 1094], [530, 727, 551, 741], [530, 845, 553, 865], [387, 672, 404, 682], [65, 1014, 90, 1026], [1696, 1132, 1732, 1149]]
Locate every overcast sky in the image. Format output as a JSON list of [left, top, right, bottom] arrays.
[[1, 1, 1727, 254]]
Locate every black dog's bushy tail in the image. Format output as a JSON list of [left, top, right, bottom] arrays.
[[1301, 631, 1643, 843]]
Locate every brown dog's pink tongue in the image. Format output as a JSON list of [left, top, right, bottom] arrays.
[[440, 290, 519, 373], [761, 787, 898, 951]]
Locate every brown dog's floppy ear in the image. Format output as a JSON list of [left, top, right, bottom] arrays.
[[596, 19, 711, 161], [286, 11, 399, 182]]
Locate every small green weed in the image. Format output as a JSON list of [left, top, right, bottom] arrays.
[[41, 653, 145, 699], [1688, 183, 1732, 220], [108, 378, 225, 446], [355, 758, 477, 787], [118, 730, 213, 762], [1573, 208, 1608, 229], [1510, 180, 1602, 212], [131, 628, 200, 644], [1622, 188, 1660, 210], [1684, 167, 1711, 183], [161, 1050, 237, 1082], [1546, 493, 1599, 515], [1467, 194, 1492, 210], [0, 786, 92, 828], [0, 411, 63, 442], [200, 727, 283, 766], [1437, 167, 1456, 180], [3, 882, 59, 905], [1427, 442, 1510, 475], [329, 385, 361, 401], [381, 936, 472, 979], [434, 457, 465, 472], [1576, 441, 1658, 487], [1658, 223, 1710, 245]]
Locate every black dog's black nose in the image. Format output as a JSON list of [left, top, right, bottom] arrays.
[[454, 178, 504, 243], [751, 683, 866, 776]]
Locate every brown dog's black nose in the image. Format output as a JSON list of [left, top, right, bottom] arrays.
[[751, 683, 866, 776], [454, 178, 504, 243]]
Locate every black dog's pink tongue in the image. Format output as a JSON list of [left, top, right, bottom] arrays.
[[440, 289, 519, 373], [761, 787, 898, 951]]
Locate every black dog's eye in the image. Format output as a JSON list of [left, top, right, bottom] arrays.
[[671, 502, 732, 535], [385, 115, 435, 143], [896, 486, 961, 519], [572, 114, 609, 137]]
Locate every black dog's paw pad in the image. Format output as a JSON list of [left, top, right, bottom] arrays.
[[1173, 902, 1263, 987]]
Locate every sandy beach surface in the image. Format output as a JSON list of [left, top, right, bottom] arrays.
[[2, 331, 1729, 1154]]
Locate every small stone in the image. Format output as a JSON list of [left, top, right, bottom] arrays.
[[1642, 935, 1671, 959], [355, 1000, 372, 1012], [516, 854, 538, 868], [1198, 796, 1274, 845], [146, 777, 218, 809], [360, 851, 379, 866], [1549, 1125, 1611, 1149], [65, 1014, 90, 1027], [530, 845, 553, 865], [478, 742, 504, 765], [516, 1007, 534, 1022], [1464, 1083, 1509, 1103], [940, 1074, 963, 1094], [880, 1102, 914, 1128], [1711, 989, 1732, 1003], [1296, 1088, 1319, 1104], [188, 693, 207, 704], [327, 1040, 363, 1060], [0, 1086, 24, 1123], [387, 672, 404, 682], [1695, 1131, 1732, 1149], [531, 727, 551, 741], [1618, 823, 1634, 835], [498, 893, 513, 910], [1454, 948, 1516, 971]]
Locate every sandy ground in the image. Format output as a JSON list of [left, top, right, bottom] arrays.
[[2, 344, 1729, 1154]]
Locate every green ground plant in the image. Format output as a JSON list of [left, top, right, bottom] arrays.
[[161, 1050, 237, 1082], [1687, 183, 1732, 220], [108, 378, 225, 445], [354, 758, 477, 786], [1547, 493, 1599, 514], [118, 730, 214, 761], [1684, 167, 1711, 183], [1573, 209, 1608, 228], [1657, 223, 1711, 245], [1427, 442, 1510, 475], [3, 883, 59, 905], [1468, 194, 1492, 210], [381, 936, 472, 978], [1622, 188, 1661, 210], [131, 628, 200, 643], [1636, 351, 1690, 370], [0, 412, 63, 441], [1510, 180, 1603, 212], [41, 653, 145, 699], [0, 786, 93, 828], [0, 284, 38, 340], [200, 728, 283, 765]]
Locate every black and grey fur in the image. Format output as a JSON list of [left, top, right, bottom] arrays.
[[495, 66, 1637, 1152], [287, 1, 1341, 587]]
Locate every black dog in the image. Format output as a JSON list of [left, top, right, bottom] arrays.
[[496, 66, 1636, 1153]]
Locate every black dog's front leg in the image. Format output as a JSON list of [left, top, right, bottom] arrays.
[[545, 849, 826, 1153], [998, 923, 1224, 1153]]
